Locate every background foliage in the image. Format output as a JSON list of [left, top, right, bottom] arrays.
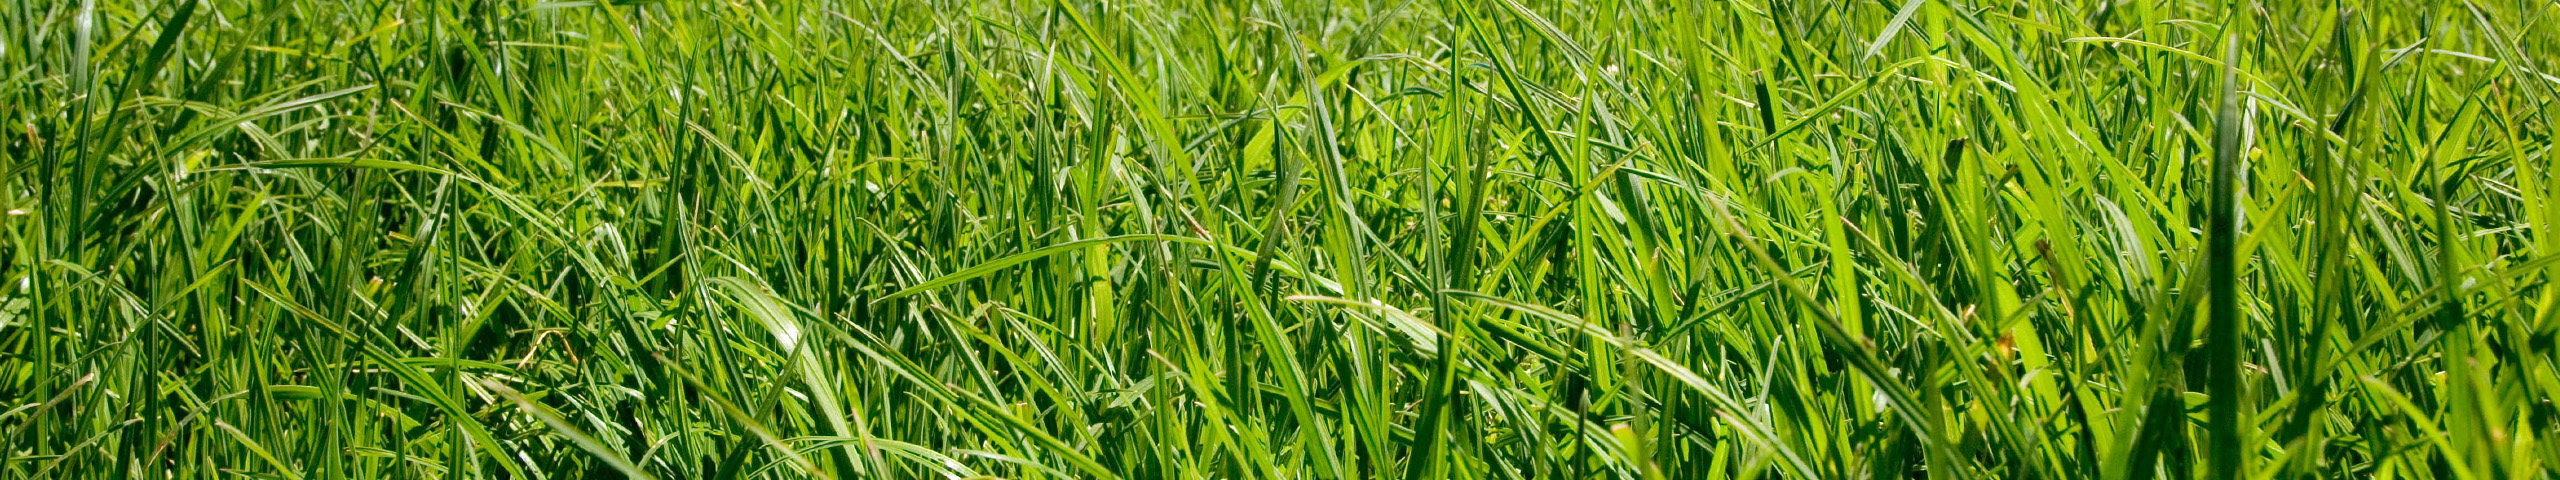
[[3, 0, 2555, 478]]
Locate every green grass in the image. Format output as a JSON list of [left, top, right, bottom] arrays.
[[3, 0, 2556, 478]]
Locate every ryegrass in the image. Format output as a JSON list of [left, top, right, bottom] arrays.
[[3, 0, 2556, 479]]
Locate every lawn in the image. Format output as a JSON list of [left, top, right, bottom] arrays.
[[3, 0, 2555, 478]]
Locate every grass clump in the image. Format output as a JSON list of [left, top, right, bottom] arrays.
[[3, 0, 2555, 479]]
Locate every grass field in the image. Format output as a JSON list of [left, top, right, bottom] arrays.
[[5, 0, 2557, 478]]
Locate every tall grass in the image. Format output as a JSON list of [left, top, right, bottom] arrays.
[[3, 0, 2555, 479]]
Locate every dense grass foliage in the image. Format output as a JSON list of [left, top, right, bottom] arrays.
[[5, 0, 2557, 478]]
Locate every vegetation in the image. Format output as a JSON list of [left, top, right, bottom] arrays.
[[3, 0, 2555, 478]]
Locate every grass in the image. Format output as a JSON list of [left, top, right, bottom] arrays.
[[2, 0, 2556, 478]]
